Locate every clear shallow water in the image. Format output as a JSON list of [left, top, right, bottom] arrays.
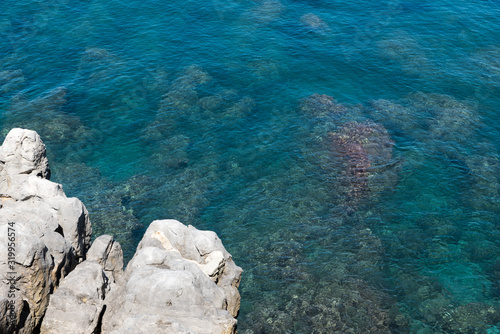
[[1, 0, 500, 332]]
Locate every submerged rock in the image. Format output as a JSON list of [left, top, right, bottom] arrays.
[[77, 48, 119, 85], [440, 302, 500, 333], [1, 86, 89, 153], [160, 65, 212, 114], [300, 93, 348, 118], [471, 46, 500, 87], [250, 0, 284, 24], [368, 98, 422, 137], [297, 94, 400, 212], [392, 92, 500, 212], [377, 30, 432, 76], [330, 120, 396, 209], [244, 272, 394, 334], [0, 69, 25, 95], [300, 13, 331, 36]]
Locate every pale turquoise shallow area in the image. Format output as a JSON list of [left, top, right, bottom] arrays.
[[1, 0, 500, 332]]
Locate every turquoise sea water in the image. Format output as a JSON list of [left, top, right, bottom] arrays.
[[1, 0, 500, 332]]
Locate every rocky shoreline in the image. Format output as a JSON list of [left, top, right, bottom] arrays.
[[0, 128, 242, 334]]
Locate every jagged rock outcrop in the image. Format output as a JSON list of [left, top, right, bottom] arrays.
[[0, 128, 92, 333], [101, 219, 242, 334], [0, 128, 242, 334], [40, 235, 123, 334], [39, 261, 109, 334], [85, 235, 124, 286]]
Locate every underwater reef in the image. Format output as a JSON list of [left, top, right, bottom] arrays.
[[1, 56, 499, 332]]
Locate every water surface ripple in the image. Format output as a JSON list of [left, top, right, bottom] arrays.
[[1, 0, 500, 332]]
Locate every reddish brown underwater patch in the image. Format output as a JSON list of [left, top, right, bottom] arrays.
[[330, 121, 394, 209]]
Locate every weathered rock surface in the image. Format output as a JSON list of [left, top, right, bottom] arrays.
[[102, 219, 242, 334], [86, 234, 124, 285], [40, 235, 124, 334], [40, 261, 109, 334], [0, 127, 50, 178], [0, 128, 91, 333], [0, 128, 242, 334]]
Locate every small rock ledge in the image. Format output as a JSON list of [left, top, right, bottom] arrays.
[[0, 128, 242, 334]]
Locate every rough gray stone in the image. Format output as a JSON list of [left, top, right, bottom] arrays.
[[0, 129, 242, 334], [40, 261, 109, 334], [86, 234, 124, 284], [0, 221, 53, 334], [102, 219, 243, 334], [0, 128, 92, 333], [0, 128, 50, 178], [39, 236, 122, 334]]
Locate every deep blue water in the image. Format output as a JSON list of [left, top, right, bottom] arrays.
[[1, 0, 500, 332]]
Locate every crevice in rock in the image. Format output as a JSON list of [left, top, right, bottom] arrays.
[[18, 300, 30, 330], [54, 225, 64, 237], [93, 304, 106, 334]]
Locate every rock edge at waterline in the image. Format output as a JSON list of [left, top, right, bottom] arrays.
[[0, 128, 242, 334]]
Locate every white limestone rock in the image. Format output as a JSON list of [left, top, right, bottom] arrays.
[[0, 129, 92, 333], [0, 129, 242, 334], [0, 128, 50, 178], [86, 234, 124, 285], [40, 234, 123, 334], [40, 261, 109, 334], [102, 219, 243, 334]]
